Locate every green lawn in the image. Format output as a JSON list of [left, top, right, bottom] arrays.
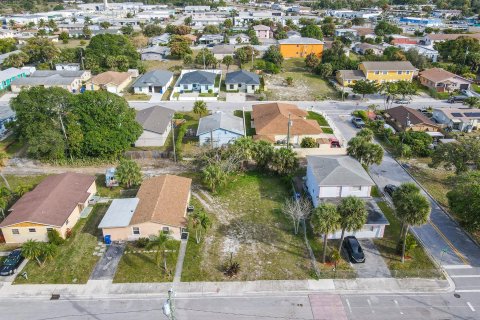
[[113, 240, 180, 283], [122, 93, 151, 101], [472, 84, 480, 94], [370, 185, 381, 197], [55, 39, 89, 49], [0, 135, 25, 156], [374, 201, 442, 278], [233, 110, 255, 136], [181, 172, 314, 281], [0, 174, 47, 191], [307, 111, 330, 126], [307, 236, 356, 279], [14, 204, 108, 284], [95, 175, 138, 199]]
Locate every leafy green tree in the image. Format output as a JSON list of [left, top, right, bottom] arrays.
[[305, 52, 320, 71], [263, 45, 283, 66], [3, 51, 29, 68], [392, 183, 430, 263], [464, 96, 480, 108], [395, 80, 417, 99], [85, 34, 139, 72], [405, 48, 429, 69], [120, 25, 134, 36], [146, 232, 171, 271], [59, 31, 69, 42], [447, 171, 480, 231], [203, 25, 220, 34], [431, 137, 480, 174], [191, 210, 211, 243], [347, 134, 383, 168], [222, 55, 234, 71], [316, 63, 333, 78], [82, 26, 92, 39], [321, 23, 335, 37], [223, 18, 233, 29], [194, 48, 216, 68], [301, 137, 317, 148], [193, 100, 208, 118], [22, 36, 60, 64], [169, 35, 192, 58], [143, 24, 164, 37], [0, 38, 17, 54], [234, 46, 257, 67], [352, 79, 379, 98], [437, 36, 480, 66], [271, 147, 298, 175], [300, 24, 323, 40], [374, 20, 402, 36], [311, 203, 340, 263], [100, 21, 111, 30], [116, 159, 142, 188], [202, 163, 228, 192], [252, 140, 274, 169], [183, 54, 193, 66], [337, 196, 367, 251]]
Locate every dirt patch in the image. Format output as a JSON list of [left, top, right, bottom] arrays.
[[264, 73, 336, 101]]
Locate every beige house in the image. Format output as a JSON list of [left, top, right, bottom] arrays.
[[0, 173, 96, 244], [98, 175, 192, 241], [418, 68, 472, 93], [87, 71, 132, 95]]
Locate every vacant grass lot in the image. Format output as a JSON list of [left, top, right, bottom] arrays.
[[0, 174, 47, 191], [14, 204, 108, 284], [374, 201, 442, 278], [55, 39, 89, 49], [95, 175, 138, 199], [114, 240, 180, 283], [182, 172, 313, 281], [122, 93, 151, 101]]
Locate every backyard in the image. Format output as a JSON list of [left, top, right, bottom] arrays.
[[14, 204, 108, 284], [181, 172, 314, 281], [264, 58, 337, 101]]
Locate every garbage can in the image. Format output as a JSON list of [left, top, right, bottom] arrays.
[[104, 235, 111, 245]]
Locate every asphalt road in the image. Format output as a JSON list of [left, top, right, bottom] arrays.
[[1, 292, 478, 320]]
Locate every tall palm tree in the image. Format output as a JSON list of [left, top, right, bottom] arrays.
[[311, 203, 340, 263], [191, 210, 211, 244], [147, 232, 171, 272], [337, 196, 367, 251], [193, 100, 208, 118], [40, 243, 58, 267], [21, 240, 43, 266]]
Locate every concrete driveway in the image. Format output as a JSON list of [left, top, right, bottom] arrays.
[[90, 243, 125, 280], [226, 92, 246, 102], [349, 239, 391, 278]]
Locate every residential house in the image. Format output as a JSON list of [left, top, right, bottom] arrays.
[[88, 71, 132, 95], [421, 33, 480, 46], [419, 68, 472, 92], [211, 44, 236, 59], [278, 37, 324, 59], [149, 33, 171, 46], [433, 107, 480, 132], [10, 70, 91, 93], [252, 102, 323, 144], [0, 104, 14, 136], [198, 34, 224, 45], [175, 70, 219, 94], [304, 155, 388, 239], [0, 173, 96, 244], [132, 70, 173, 95], [334, 28, 358, 38], [336, 70, 366, 86], [55, 63, 81, 71], [253, 25, 272, 39], [396, 44, 439, 62], [135, 105, 175, 147], [0, 67, 27, 90], [197, 112, 244, 147], [225, 70, 260, 94], [184, 5, 210, 13], [140, 46, 171, 61], [353, 43, 385, 55], [228, 33, 250, 45], [98, 175, 192, 241], [384, 105, 440, 132]]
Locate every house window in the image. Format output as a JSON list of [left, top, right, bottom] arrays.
[[397, 71, 402, 75], [183, 85, 188, 90], [65, 219, 69, 225], [406, 71, 410, 75], [132, 227, 140, 235], [229, 84, 234, 89], [29, 228, 36, 233], [46, 228, 53, 232], [383, 71, 387, 75], [162, 226, 170, 234], [374, 71, 380, 75], [12, 229, 19, 235]]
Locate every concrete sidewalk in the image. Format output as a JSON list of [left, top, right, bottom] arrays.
[[0, 276, 453, 300]]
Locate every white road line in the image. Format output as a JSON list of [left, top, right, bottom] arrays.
[[444, 265, 472, 269], [345, 298, 352, 314], [394, 300, 404, 315], [467, 302, 476, 312], [456, 290, 480, 293], [367, 299, 375, 314], [450, 275, 480, 278]]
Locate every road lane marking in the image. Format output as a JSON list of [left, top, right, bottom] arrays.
[[367, 299, 375, 313], [450, 275, 480, 278], [345, 298, 352, 313], [456, 290, 480, 293], [394, 299, 404, 315], [429, 221, 469, 265], [444, 265, 473, 269], [467, 302, 476, 312]]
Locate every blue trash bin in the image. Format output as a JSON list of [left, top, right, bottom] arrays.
[[104, 235, 111, 245]]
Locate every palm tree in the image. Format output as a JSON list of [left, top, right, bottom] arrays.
[[392, 183, 431, 263], [311, 203, 340, 263], [202, 164, 227, 193], [147, 232, 171, 272], [222, 55, 234, 72], [193, 100, 208, 118], [40, 243, 58, 267], [21, 240, 43, 266], [337, 196, 368, 251], [116, 159, 142, 188], [191, 210, 211, 244]]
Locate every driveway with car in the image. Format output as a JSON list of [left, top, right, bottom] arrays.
[[349, 239, 391, 278]]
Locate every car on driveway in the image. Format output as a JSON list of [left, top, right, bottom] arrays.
[[351, 117, 365, 128], [343, 236, 365, 263], [394, 98, 411, 104], [0, 250, 24, 276], [384, 184, 398, 197]]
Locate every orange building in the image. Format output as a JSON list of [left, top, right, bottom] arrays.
[[278, 37, 324, 59]]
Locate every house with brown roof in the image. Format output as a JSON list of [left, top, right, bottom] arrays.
[[419, 68, 472, 92], [0, 173, 96, 244], [252, 103, 324, 145], [384, 105, 440, 132], [98, 175, 192, 241], [87, 71, 132, 95]]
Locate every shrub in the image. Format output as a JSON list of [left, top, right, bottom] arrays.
[[175, 124, 187, 160], [135, 237, 150, 248], [396, 234, 418, 255], [301, 137, 317, 148], [222, 253, 240, 278], [352, 110, 368, 121], [47, 229, 65, 246], [208, 89, 213, 94]]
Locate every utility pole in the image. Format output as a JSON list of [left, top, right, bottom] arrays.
[[163, 288, 175, 320], [286, 113, 292, 148], [171, 118, 177, 162], [242, 106, 246, 137], [203, 49, 206, 70]]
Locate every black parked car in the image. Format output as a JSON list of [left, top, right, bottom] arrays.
[[343, 236, 365, 263], [383, 184, 398, 197], [0, 250, 24, 276]]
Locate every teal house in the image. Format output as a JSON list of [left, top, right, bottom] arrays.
[[0, 68, 27, 90]]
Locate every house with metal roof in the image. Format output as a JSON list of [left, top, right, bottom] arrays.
[[140, 46, 171, 61], [10, 70, 91, 93], [225, 70, 260, 93], [197, 112, 244, 147], [132, 70, 173, 95], [135, 105, 175, 147]]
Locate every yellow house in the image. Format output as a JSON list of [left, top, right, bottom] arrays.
[[336, 70, 366, 87], [360, 61, 417, 83], [278, 37, 324, 59], [0, 173, 96, 244]]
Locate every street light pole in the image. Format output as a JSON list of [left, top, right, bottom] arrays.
[[171, 118, 177, 162], [163, 288, 176, 320], [242, 106, 246, 137], [286, 113, 292, 148]]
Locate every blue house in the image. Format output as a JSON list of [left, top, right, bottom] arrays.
[[0, 68, 27, 91], [197, 112, 244, 147]]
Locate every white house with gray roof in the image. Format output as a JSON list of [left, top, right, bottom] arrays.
[[225, 70, 260, 93], [132, 70, 173, 95], [197, 112, 244, 147], [135, 105, 175, 146], [10, 70, 91, 93], [174, 70, 220, 94]]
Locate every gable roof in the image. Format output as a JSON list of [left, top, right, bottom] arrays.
[[361, 61, 416, 71], [98, 198, 140, 228], [0, 173, 95, 228], [197, 112, 244, 136], [337, 69, 366, 80], [252, 103, 322, 139], [426, 33, 480, 41], [132, 70, 173, 88], [253, 24, 271, 31], [178, 70, 216, 85], [130, 175, 192, 227], [0, 67, 24, 81], [278, 37, 324, 45], [136, 106, 175, 134], [225, 70, 260, 85], [91, 71, 131, 86], [307, 155, 375, 187], [386, 105, 439, 127], [419, 68, 472, 84]]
